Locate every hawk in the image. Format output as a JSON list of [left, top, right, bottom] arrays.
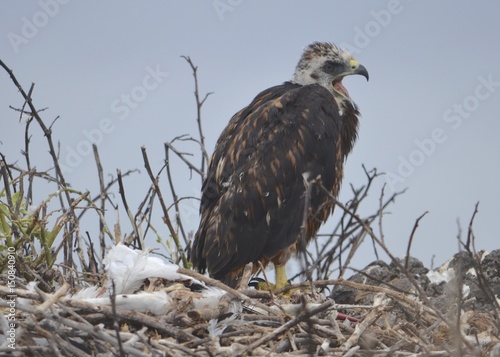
[[191, 42, 369, 289]]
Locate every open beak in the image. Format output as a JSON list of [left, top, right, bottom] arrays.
[[331, 60, 369, 98]]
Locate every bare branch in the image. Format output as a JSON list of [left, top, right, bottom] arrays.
[[405, 211, 428, 269], [164, 144, 190, 247], [465, 201, 479, 251], [117, 169, 141, 248], [164, 140, 203, 177], [181, 55, 212, 180], [141, 146, 188, 267], [92, 144, 107, 258], [0, 59, 81, 276]]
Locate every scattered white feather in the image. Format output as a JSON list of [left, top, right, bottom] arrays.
[[428, 251, 491, 285], [426, 257, 455, 284], [82, 291, 173, 315], [466, 267, 478, 277], [71, 285, 103, 299], [103, 243, 202, 294], [478, 250, 490, 262], [208, 313, 239, 340], [462, 284, 471, 299], [191, 286, 226, 309], [208, 318, 226, 338], [67, 243, 229, 316], [466, 251, 490, 277], [373, 293, 390, 307]]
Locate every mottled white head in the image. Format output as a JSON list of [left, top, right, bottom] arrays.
[[292, 42, 369, 108]]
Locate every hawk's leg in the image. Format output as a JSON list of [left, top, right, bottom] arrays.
[[274, 263, 289, 290]]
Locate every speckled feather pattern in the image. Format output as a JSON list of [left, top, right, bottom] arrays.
[[191, 43, 361, 287]]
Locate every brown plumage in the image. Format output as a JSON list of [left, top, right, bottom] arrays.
[[191, 42, 369, 288]]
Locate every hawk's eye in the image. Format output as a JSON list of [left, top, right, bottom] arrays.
[[322, 61, 339, 74]]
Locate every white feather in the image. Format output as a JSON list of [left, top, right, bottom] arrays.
[[71, 285, 103, 299], [65, 244, 232, 315], [191, 286, 227, 310], [82, 291, 173, 315], [103, 243, 202, 294]]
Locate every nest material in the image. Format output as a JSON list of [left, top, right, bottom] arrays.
[[1, 251, 500, 357]]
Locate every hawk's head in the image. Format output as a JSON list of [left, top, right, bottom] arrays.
[[292, 42, 369, 107]]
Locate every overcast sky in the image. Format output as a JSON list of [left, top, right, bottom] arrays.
[[1, 1, 499, 276]]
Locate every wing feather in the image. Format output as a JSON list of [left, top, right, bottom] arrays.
[[191, 83, 342, 283]]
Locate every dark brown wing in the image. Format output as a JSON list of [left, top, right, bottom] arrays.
[[191, 83, 342, 284]]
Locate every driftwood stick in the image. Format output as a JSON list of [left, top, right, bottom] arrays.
[[239, 300, 334, 354], [177, 267, 281, 317]]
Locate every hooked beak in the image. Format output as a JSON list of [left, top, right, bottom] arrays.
[[331, 60, 369, 98], [347, 59, 369, 81]]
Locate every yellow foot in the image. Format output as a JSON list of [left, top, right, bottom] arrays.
[[253, 264, 293, 295], [254, 280, 290, 292], [253, 279, 308, 302]]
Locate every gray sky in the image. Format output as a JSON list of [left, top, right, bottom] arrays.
[[1, 1, 499, 275]]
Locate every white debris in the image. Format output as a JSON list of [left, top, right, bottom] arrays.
[[103, 243, 202, 294], [82, 291, 174, 315], [66, 243, 228, 315], [426, 257, 455, 284], [466, 251, 490, 277]]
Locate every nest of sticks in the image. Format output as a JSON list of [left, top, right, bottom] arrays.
[[1, 250, 499, 357]]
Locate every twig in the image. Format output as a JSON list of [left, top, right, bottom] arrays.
[[405, 211, 428, 269], [35, 282, 70, 314], [0, 59, 80, 275], [465, 201, 479, 251], [303, 166, 405, 282], [181, 55, 212, 180], [78, 169, 138, 220], [461, 202, 500, 321], [109, 281, 126, 357], [62, 298, 198, 343], [378, 184, 386, 244], [92, 144, 108, 258], [298, 175, 315, 286], [236, 262, 254, 290], [116, 169, 141, 248], [164, 144, 189, 246], [0, 158, 18, 242], [164, 140, 203, 177], [341, 299, 387, 351], [326, 194, 476, 352], [134, 183, 157, 240], [177, 267, 280, 317], [21, 103, 34, 207], [141, 146, 188, 267], [239, 300, 334, 354]]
